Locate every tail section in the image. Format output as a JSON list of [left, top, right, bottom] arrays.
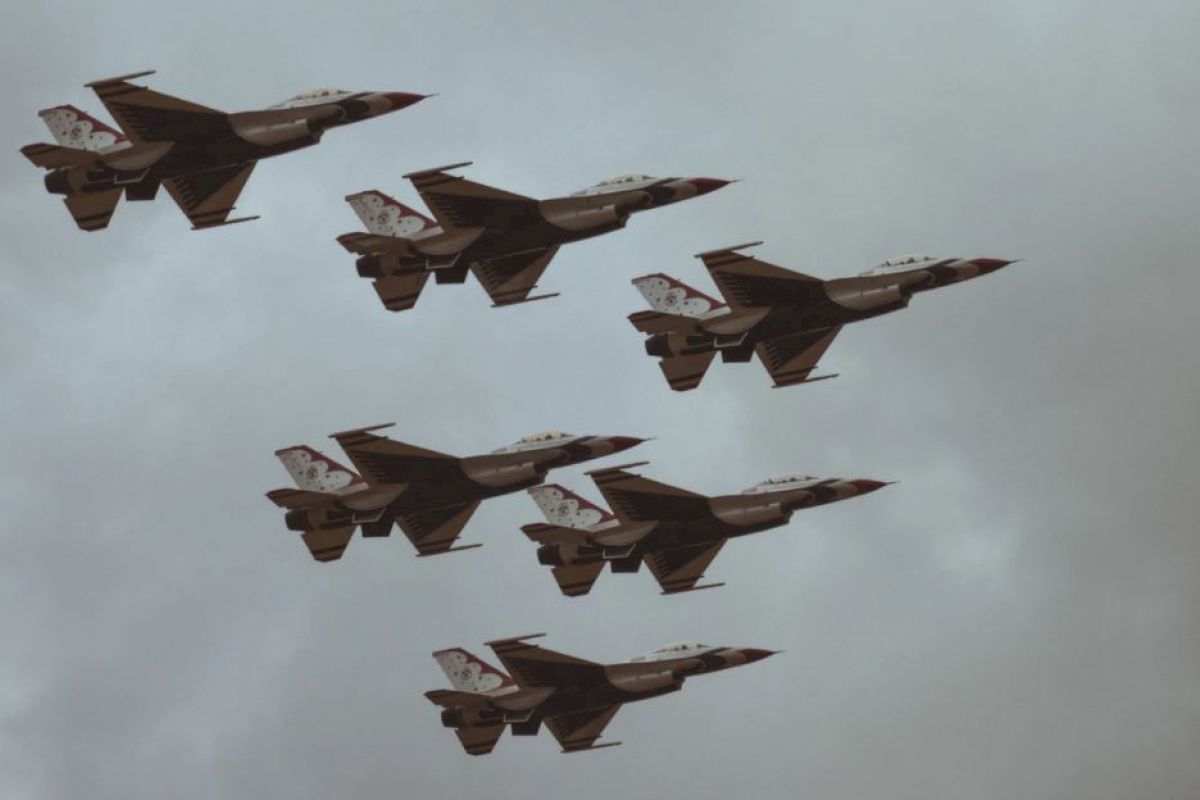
[[38, 105, 128, 152], [528, 484, 615, 529], [275, 445, 365, 494], [433, 648, 515, 693], [632, 273, 725, 318], [345, 190, 437, 237]]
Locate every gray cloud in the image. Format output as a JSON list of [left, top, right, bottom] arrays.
[[1, 1, 1198, 798]]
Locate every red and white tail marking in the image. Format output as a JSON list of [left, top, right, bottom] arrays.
[[433, 648, 515, 693], [346, 190, 437, 237], [38, 105, 128, 152], [528, 484, 615, 529], [275, 445, 365, 493], [633, 273, 725, 318]]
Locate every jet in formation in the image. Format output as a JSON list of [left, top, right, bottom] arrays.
[[630, 243, 1015, 390], [427, 634, 776, 754], [21, 71, 427, 231], [522, 463, 889, 596], [338, 164, 732, 311], [266, 425, 645, 560]]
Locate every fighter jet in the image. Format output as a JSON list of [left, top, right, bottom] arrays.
[[629, 243, 1016, 390], [20, 71, 427, 231], [337, 163, 732, 311], [427, 633, 776, 755], [265, 425, 645, 560], [521, 463, 889, 596]]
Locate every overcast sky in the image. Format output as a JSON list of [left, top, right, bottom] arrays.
[[2, 1, 1198, 798]]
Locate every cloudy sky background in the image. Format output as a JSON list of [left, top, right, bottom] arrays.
[[2, 1, 1198, 798]]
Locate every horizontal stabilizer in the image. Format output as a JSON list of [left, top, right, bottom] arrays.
[[628, 309, 698, 334], [520, 522, 588, 544], [264, 487, 336, 509], [402, 161, 474, 179], [693, 241, 764, 259], [20, 142, 96, 170], [423, 689, 493, 708]]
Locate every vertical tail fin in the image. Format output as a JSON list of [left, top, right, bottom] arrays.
[[433, 648, 515, 692], [345, 190, 437, 237], [632, 273, 725, 317], [528, 484, 615, 529], [274, 445, 365, 493], [38, 105, 128, 152]]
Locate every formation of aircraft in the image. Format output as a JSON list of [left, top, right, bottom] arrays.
[[521, 464, 889, 596], [21, 71, 426, 230], [24, 72, 1023, 757], [631, 243, 1015, 390], [426, 634, 775, 754], [337, 164, 731, 310], [266, 425, 645, 559]]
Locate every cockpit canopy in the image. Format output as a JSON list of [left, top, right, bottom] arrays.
[[630, 641, 714, 662], [572, 174, 657, 196], [270, 88, 356, 109], [491, 431, 575, 453], [858, 253, 939, 276], [742, 475, 820, 494]]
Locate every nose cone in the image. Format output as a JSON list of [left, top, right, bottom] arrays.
[[688, 177, 733, 196], [383, 91, 429, 111], [737, 648, 778, 665], [606, 436, 647, 454], [972, 257, 1015, 275], [849, 479, 891, 495]]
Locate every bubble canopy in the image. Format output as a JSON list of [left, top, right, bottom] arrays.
[[630, 642, 713, 662], [573, 174, 657, 195], [741, 475, 820, 494], [859, 253, 939, 276], [269, 88, 356, 109], [491, 431, 575, 453]]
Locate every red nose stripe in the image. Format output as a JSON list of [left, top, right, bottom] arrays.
[[384, 92, 427, 110], [850, 479, 888, 494], [973, 258, 1013, 274], [607, 436, 646, 453], [688, 178, 731, 195], [739, 648, 776, 664]]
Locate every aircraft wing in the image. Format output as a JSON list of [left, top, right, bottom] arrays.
[[471, 246, 560, 306], [755, 326, 842, 388], [545, 705, 622, 753], [88, 72, 228, 144], [372, 272, 431, 313], [405, 163, 539, 232], [589, 465, 711, 523], [487, 636, 608, 689], [163, 162, 258, 229], [300, 526, 356, 562], [644, 540, 726, 594], [454, 725, 505, 756], [330, 426, 462, 485], [698, 245, 824, 309], [395, 500, 481, 556]]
